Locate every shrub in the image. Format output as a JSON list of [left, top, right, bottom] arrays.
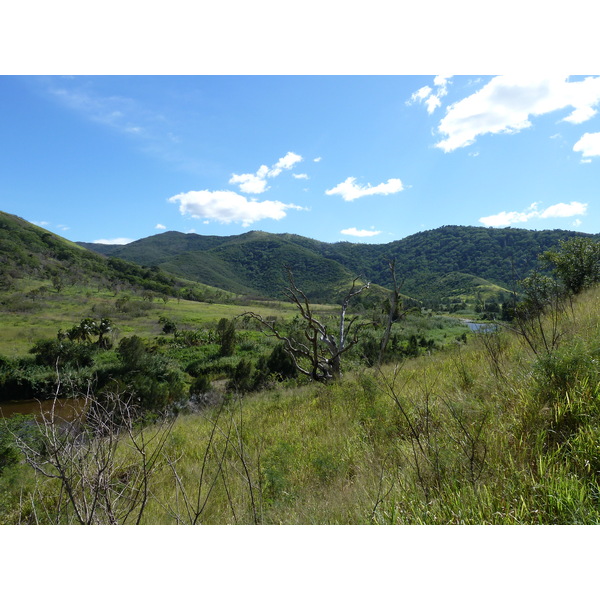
[[29, 339, 95, 369]]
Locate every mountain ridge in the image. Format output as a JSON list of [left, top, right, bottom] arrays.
[[76, 224, 599, 301]]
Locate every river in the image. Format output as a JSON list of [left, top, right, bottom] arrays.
[[464, 321, 499, 333], [0, 397, 86, 420]]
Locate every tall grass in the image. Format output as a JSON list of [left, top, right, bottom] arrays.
[[3, 287, 600, 524]]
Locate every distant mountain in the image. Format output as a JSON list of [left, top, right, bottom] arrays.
[[80, 230, 360, 301], [2, 210, 595, 306], [78, 224, 599, 302]]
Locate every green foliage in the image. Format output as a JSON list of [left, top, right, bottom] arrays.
[[30, 338, 96, 368], [542, 237, 600, 295], [216, 318, 236, 357], [190, 374, 212, 396], [159, 315, 177, 334], [0, 414, 44, 473], [77, 220, 599, 303], [266, 344, 297, 381], [0, 210, 212, 304]]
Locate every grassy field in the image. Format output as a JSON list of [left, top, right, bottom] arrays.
[[3, 285, 599, 525], [0, 276, 338, 356], [137, 285, 600, 524]]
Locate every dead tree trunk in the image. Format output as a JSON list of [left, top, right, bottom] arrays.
[[243, 267, 371, 383]]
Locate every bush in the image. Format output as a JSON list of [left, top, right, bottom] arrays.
[[266, 344, 297, 380], [30, 338, 96, 369]]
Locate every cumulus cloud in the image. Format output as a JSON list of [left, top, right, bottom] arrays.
[[229, 151, 303, 194], [408, 76, 452, 114], [340, 227, 382, 238], [539, 202, 588, 218], [155, 224, 166, 230], [229, 170, 270, 194], [573, 131, 600, 158], [168, 189, 304, 227], [270, 151, 302, 175], [292, 173, 309, 179], [410, 85, 432, 103], [93, 237, 134, 245], [436, 76, 600, 152], [479, 201, 587, 227], [325, 177, 404, 202]]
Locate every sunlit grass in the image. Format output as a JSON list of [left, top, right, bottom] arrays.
[[135, 287, 600, 524], [3, 283, 600, 524]]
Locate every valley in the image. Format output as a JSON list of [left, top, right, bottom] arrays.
[[1, 211, 600, 525]]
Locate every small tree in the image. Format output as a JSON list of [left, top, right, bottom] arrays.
[[542, 237, 600, 296], [513, 271, 566, 355], [216, 318, 236, 357]]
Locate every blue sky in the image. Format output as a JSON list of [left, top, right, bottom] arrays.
[[1, 74, 599, 245]]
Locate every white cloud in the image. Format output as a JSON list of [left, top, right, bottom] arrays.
[[325, 177, 404, 202], [408, 76, 452, 114], [410, 86, 432, 103], [340, 227, 382, 238], [573, 131, 600, 158], [33, 221, 50, 226], [434, 75, 452, 89], [155, 224, 166, 230], [168, 189, 304, 227], [479, 201, 587, 227], [292, 173, 309, 179], [313, 157, 322, 162], [229, 171, 270, 194], [93, 237, 134, 245], [229, 152, 303, 194], [270, 151, 302, 175], [436, 76, 600, 152], [57, 225, 70, 231], [479, 210, 534, 228], [539, 201, 587, 218], [425, 95, 442, 114]]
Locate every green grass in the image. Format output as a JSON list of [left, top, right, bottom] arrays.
[[4, 282, 599, 524], [0, 277, 318, 356], [135, 286, 600, 524]]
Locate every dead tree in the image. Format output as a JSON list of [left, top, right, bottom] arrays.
[[377, 259, 416, 366], [243, 267, 371, 383]]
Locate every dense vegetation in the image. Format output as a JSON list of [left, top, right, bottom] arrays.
[[80, 224, 599, 304], [1, 212, 600, 525]]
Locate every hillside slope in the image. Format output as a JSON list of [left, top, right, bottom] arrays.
[[0, 211, 227, 302], [78, 224, 599, 301]]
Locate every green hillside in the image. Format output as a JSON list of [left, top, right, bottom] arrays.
[[0, 211, 232, 303], [79, 223, 598, 303], [82, 230, 365, 301]]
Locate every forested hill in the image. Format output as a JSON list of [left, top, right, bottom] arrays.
[[0, 211, 223, 302], [79, 225, 599, 301], [1, 209, 596, 304]]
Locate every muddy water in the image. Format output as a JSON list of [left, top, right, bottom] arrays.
[[0, 397, 87, 420]]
